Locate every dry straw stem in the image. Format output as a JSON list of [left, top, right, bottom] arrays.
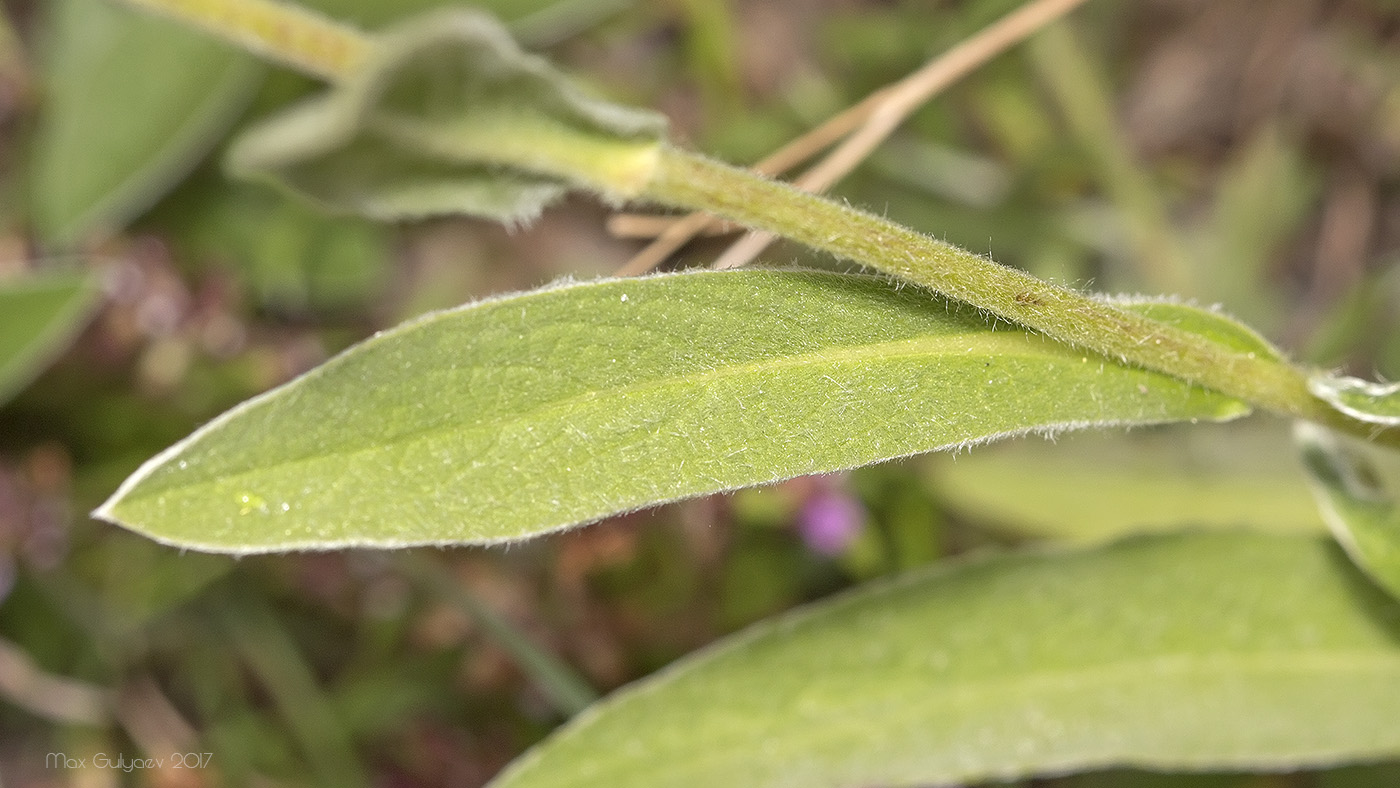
[[0, 636, 109, 725], [605, 93, 886, 239], [607, 213, 733, 238], [609, 92, 891, 273], [115, 677, 201, 758], [615, 0, 1091, 276]]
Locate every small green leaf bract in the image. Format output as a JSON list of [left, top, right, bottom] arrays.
[[96, 270, 1250, 553], [226, 8, 666, 223], [1105, 295, 1284, 362], [490, 532, 1400, 788], [1296, 422, 1400, 600], [1309, 375, 1400, 427]]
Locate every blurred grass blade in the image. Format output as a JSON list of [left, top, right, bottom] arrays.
[[1296, 422, 1400, 600], [1028, 22, 1190, 294], [490, 532, 1400, 788], [221, 598, 367, 788], [1309, 375, 1400, 427], [0, 270, 99, 405], [30, 0, 262, 245], [226, 8, 666, 222], [396, 554, 598, 715], [96, 270, 1252, 554], [1197, 126, 1316, 329]]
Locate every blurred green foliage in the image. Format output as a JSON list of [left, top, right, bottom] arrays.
[[5, 0, 1400, 785]]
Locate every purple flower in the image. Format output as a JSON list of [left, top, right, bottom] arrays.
[[797, 492, 866, 556]]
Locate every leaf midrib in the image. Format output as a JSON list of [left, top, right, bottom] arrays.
[[122, 326, 1117, 502]]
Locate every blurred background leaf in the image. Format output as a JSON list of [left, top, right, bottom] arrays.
[[0, 269, 97, 405], [28, 0, 262, 246]]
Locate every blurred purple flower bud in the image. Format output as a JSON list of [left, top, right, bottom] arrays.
[[798, 491, 865, 556]]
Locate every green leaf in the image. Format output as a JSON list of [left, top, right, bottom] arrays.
[[30, 0, 263, 244], [95, 270, 1250, 553], [0, 271, 99, 406], [1103, 295, 1285, 360], [1296, 422, 1400, 600], [490, 532, 1400, 788], [226, 8, 666, 222], [1309, 374, 1400, 427], [933, 425, 1324, 544]]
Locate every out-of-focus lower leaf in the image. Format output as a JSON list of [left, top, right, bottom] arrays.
[[96, 270, 1250, 553], [490, 532, 1400, 788], [1296, 422, 1400, 601], [1320, 761, 1400, 788], [29, 0, 262, 245], [0, 270, 98, 405], [934, 426, 1325, 543], [226, 9, 666, 223], [1063, 771, 1251, 788]]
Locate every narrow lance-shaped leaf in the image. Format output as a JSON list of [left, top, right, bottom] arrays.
[[0, 271, 99, 405], [490, 532, 1400, 788], [226, 8, 666, 222], [95, 270, 1256, 554], [1296, 422, 1400, 600]]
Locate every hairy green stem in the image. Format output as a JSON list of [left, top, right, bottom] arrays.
[[645, 150, 1386, 443], [113, 0, 1394, 447], [117, 0, 368, 80]]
